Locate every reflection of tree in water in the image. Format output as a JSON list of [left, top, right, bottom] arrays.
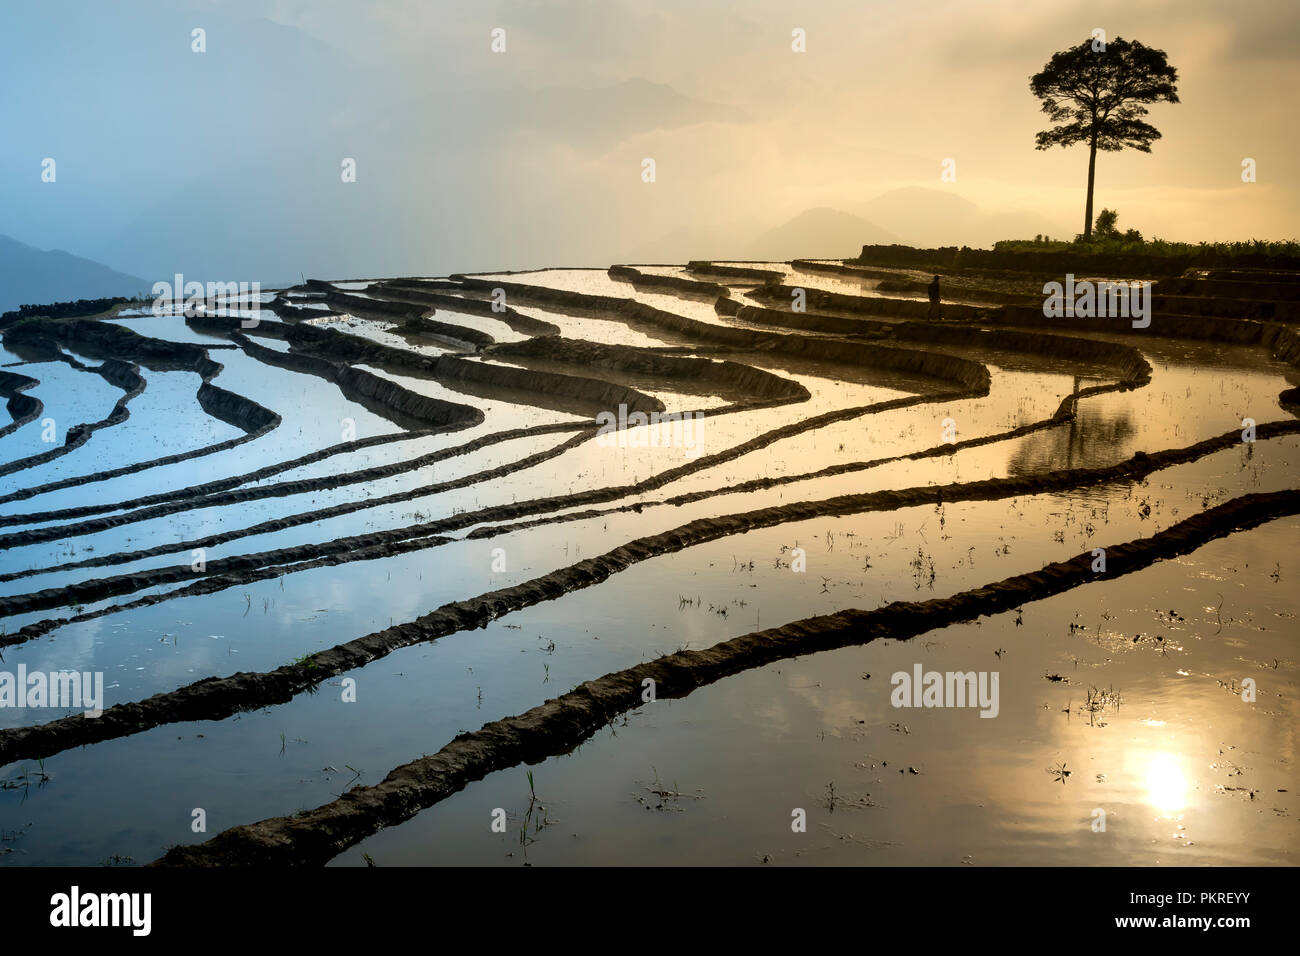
[[1009, 380, 1137, 475]]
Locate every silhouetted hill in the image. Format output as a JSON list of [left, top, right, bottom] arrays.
[[746, 208, 899, 260], [852, 187, 1066, 247], [0, 234, 148, 313]]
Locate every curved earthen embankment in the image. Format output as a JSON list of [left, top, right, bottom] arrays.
[[608, 265, 731, 298], [686, 261, 785, 283], [0, 379, 1036, 621], [0, 425, 280, 510], [790, 258, 1039, 307], [876, 277, 1034, 306], [265, 294, 343, 321], [485, 336, 811, 404], [0, 353, 145, 480], [395, 316, 495, 351], [995, 304, 1263, 344], [470, 409, 1109, 539], [368, 280, 561, 337], [1157, 295, 1300, 323], [3, 422, 1296, 765], [1202, 269, 1300, 283], [715, 296, 896, 337], [747, 283, 987, 322], [227, 330, 484, 432], [791, 259, 919, 282], [148, 487, 1300, 866], [4, 317, 283, 433], [1157, 276, 1300, 301], [0, 419, 590, 556], [706, 307, 1153, 414], [0, 369, 42, 439], [892, 322, 1154, 409], [196, 382, 282, 434], [0, 430, 597, 621], [450, 276, 991, 393], [0, 321, 283, 497], [0, 366, 978, 590], [191, 312, 663, 418], [989, 306, 1300, 390], [0, 390, 951, 606], [318, 288, 427, 322], [6, 318, 223, 379], [0, 418, 592, 553]]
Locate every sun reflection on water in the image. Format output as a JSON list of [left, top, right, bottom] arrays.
[[1145, 752, 1189, 813]]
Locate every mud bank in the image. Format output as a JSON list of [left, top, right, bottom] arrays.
[[0, 330, 280, 501], [0, 383, 971, 612], [1, 316, 287, 455], [1158, 275, 1300, 300], [608, 265, 730, 298], [0, 426, 279, 510], [747, 283, 986, 322], [452, 276, 989, 392], [0, 430, 598, 622], [265, 295, 343, 321], [196, 381, 282, 434], [3, 422, 1295, 765], [990, 307, 1300, 381], [876, 277, 1033, 306], [0, 419, 591, 553], [996, 305, 1272, 344], [0, 419, 586, 548], [1148, 293, 1300, 322], [686, 261, 785, 283], [0, 392, 949, 609], [0, 355, 145, 480], [367, 281, 561, 337], [5, 318, 222, 379], [715, 296, 896, 337], [892, 323, 1152, 388], [790, 259, 917, 282], [474, 410, 1108, 540], [151, 488, 1300, 866], [0, 297, 135, 328], [192, 313, 662, 419], [395, 316, 494, 351], [228, 330, 484, 432], [0, 369, 42, 438], [485, 336, 811, 404], [318, 288, 426, 322]]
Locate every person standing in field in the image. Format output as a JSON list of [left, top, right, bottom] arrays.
[[927, 275, 942, 319]]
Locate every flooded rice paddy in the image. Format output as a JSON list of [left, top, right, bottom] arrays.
[[0, 262, 1296, 866]]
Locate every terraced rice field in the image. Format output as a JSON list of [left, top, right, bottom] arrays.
[[1, 261, 1297, 866]]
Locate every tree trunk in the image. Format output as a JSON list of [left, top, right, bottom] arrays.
[[1083, 125, 1098, 239]]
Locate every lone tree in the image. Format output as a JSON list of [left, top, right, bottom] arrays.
[[1030, 37, 1179, 239]]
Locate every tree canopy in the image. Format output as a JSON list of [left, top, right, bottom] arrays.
[[1031, 37, 1179, 154], [1030, 36, 1179, 237]]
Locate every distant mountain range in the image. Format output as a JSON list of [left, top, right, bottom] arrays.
[[623, 208, 899, 263], [747, 208, 900, 260], [0, 234, 148, 314], [622, 187, 1063, 264], [1, 184, 1059, 314], [849, 186, 1060, 248]]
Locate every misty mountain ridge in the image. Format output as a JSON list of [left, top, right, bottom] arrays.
[[0, 234, 148, 314]]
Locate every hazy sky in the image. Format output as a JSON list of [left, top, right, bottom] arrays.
[[2, 0, 1296, 283]]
